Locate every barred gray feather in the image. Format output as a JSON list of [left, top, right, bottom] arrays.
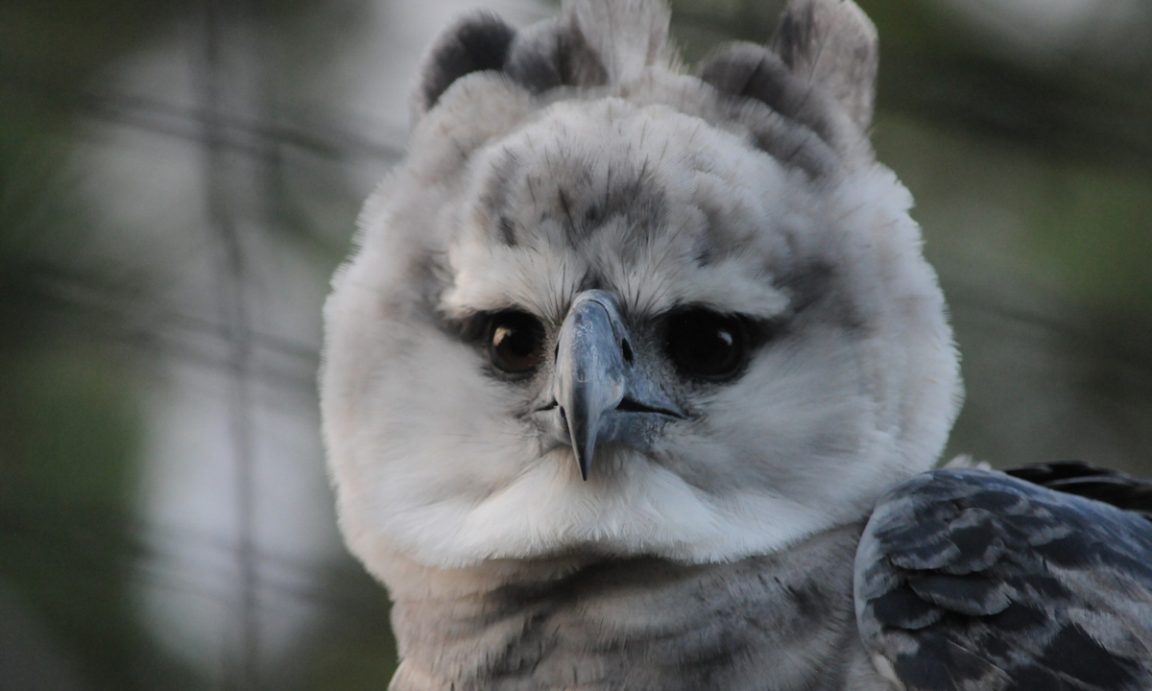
[[856, 469, 1152, 691]]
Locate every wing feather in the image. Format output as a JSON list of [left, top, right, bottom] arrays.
[[855, 467, 1152, 691]]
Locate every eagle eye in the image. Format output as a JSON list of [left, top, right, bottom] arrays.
[[487, 310, 546, 375], [663, 309, 751, 381]]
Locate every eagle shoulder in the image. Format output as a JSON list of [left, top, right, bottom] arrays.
[[854, 464, 1152, 691]]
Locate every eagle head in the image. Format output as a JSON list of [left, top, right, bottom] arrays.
[[320, 0, 961, 579]]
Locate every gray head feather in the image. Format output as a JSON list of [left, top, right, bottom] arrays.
[[504, 16, 608, 94], [771, 0, 880, 131], [566, 0, 673, 84], [320, 3, 1152, 689], [324, 0, 959, 586]]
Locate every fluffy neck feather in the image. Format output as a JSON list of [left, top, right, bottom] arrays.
[[384, 524, 887, 691]]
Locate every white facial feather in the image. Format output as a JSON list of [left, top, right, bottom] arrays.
[[321, 0, 961, 578]]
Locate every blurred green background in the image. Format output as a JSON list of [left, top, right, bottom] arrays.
[[1, 0, 1150, 688]]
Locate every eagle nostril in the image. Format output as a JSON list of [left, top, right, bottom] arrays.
[[616, 397, 646, 413], [621, 338, 634, 365]]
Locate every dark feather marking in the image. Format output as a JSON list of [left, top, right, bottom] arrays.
[[697, 45, 799, 130], [906, 573, 1010, 616], [505, 17, 607, 94], [772, 2, 816, 74], [1039, 625, 1147, 689], [999, 665, 1067, 691], [777, 261, 865, 332], [697, 42, 843, 174], [988, 601, 1049, 633], [527, 156, 666, 258], [582, 203, 602, 228], [1006, 462, 1152, 521], [557, 188, 577, 245], [869, 587, 944, 630], [894, 633, 1010, 691], [770, 0, 879, 130], [498, 216, 518, 247], [419, 12, 516, 113], [693, 237, 713, 268], [478, 150, 524, 247]]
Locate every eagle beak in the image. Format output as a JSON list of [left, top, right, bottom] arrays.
[[552, 290, 683, 480]]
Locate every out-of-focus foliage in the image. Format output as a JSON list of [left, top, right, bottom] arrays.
[[0, 0, 198, 687], [1, 0, 1149, 689]]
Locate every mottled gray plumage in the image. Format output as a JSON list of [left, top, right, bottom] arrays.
[[320, 0, 1152, 689], [387, 525, 888, 690], [856, 465, 1152, 691]]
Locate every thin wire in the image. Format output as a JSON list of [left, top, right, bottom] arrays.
[[3, 502, 343, 580], [196, 0, 260, 684], [21, 263, 318, 366], [0, 69, 405, 165], [1, 513, 386, 625]]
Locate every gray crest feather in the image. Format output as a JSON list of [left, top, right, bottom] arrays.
[[414, 12, 516, 116], [504, 16, 608, 94], [697, 42, 846, 158], [565, 0, 673, 84], [771, 0, 879, 131], [415, 0, 674, 118]]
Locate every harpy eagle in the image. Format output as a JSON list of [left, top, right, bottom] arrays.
[[319, 0, 1152, 688]]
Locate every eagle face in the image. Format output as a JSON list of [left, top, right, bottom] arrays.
[[321, 0, 962, 578]]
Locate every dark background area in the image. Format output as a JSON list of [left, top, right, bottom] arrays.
[[2, 0, 1150, 688]]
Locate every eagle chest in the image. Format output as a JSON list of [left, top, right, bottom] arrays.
[[387, 525, 890, 691]]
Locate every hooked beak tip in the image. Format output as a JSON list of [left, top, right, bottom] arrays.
[[561, 406, 595, 481]]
